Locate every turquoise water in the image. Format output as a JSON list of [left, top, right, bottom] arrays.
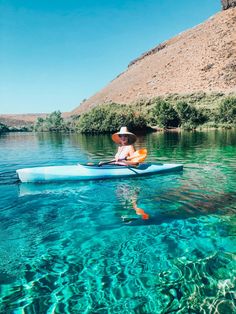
[[0, 130, 235, 313]]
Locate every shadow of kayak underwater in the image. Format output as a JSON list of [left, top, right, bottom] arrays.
[[18, 181, 93, 197]]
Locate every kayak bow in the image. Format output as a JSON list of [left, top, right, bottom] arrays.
[[16, 163, 183, 183]]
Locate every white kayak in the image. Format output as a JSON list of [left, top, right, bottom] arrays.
[[16, 163, 183, 183]]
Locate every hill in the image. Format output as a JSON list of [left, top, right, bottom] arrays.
[[72, 7, 236, 115], [0, 112, 69, 129]]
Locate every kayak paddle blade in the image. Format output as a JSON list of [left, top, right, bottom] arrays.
[[128, 148, 147, 163]]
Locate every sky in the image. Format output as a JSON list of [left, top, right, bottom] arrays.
[[0, 0, 221, 114]]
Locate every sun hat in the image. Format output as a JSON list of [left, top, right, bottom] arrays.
[[112, 126, 137, 145]]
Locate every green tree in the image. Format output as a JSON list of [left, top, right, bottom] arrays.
[[176, 102, 208, 128], [217, 97, 236, 124], [0, 122, 9, 133], [151, 100, 180, 128], [34, 117, 46, 132], [77, 104, 148, 134], [46, 111, 66, 131], [34, 111, 68, 132]]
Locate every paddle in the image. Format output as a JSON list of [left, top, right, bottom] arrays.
[[100, 148, 147, 166], [87, 148, 147, 166]]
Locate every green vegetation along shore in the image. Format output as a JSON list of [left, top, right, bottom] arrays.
[[34, 93, 236, 134], [0, 122, 32, 134], [1, 93, 235, 134]]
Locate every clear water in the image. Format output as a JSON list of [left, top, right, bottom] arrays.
[[0, 130, 235, 313]]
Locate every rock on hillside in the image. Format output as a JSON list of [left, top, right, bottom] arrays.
[[222, 0, 236, 10], [72, 7, 236, 115]]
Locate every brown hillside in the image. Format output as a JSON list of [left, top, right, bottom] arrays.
[[72, 7, 236, 115], [0, 112, 69, 127], [0, 114, 48, 128]]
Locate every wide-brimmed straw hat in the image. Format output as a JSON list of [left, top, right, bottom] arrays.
[[112, 126, 137, 145]]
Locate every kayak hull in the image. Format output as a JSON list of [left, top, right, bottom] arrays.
[[16, 163, 183, 183]]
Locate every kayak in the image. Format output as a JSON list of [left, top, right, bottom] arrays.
[[16, 163, 183, 183]]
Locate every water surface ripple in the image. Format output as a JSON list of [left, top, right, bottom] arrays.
[[0, 130, 235, 313]]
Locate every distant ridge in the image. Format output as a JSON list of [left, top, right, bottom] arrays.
[[0, 114, 47, 128], [0, 113, 69, 128], [72, 7, 236, 115]]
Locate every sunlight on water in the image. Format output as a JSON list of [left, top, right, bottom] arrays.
[[0, 130, 235, 313]]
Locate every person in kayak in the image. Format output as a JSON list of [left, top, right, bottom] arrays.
[[111, 126, 138, 166]]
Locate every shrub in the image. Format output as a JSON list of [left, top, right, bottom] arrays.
[[0, 122, 9, 133], [151, 100, 180, 128], [45, 111, 66, 131], [217, 97, 236, 124], [176, 102, 208, 128], [77, 104, 148, 134], [34, 111, 68, 132], [34, 117, 46, 132]]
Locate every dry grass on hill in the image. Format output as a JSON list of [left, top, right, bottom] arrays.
[[72, 7, 236, 115]]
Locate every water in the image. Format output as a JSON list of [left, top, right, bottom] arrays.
[[0, 130, 235, 313]]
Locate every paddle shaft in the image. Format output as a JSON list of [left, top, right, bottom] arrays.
[[99, 157, 126, 166], [87, 148, 147, 167]]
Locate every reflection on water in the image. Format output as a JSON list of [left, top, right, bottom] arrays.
[[0, 130, 236, 313]]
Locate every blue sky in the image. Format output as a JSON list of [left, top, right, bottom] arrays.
[[0, 0, 221, 114]]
